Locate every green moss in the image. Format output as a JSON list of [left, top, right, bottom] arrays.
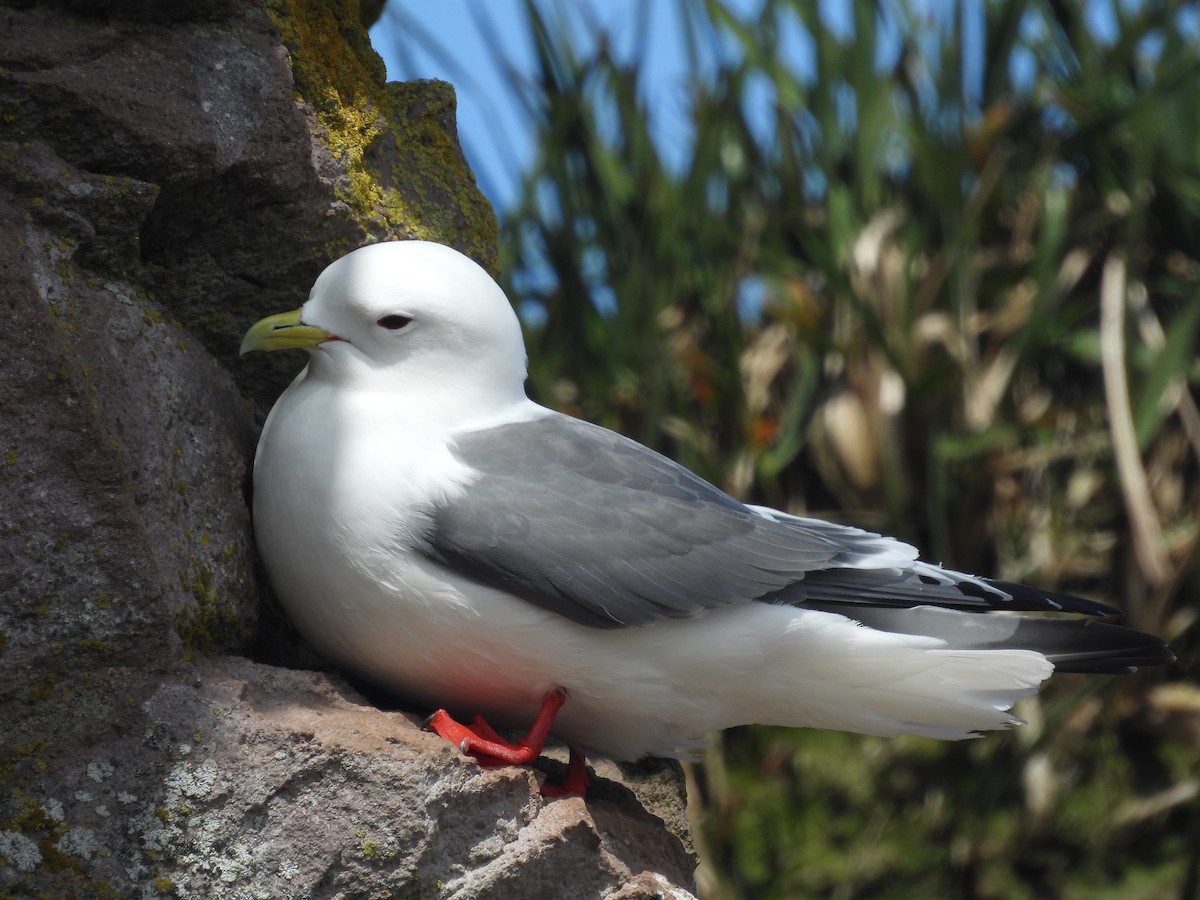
[[262, 0, 498, 270], [261, 0, 388, 214], [6, 793, 69, 866], [0, 741, 47, 789], [0, 745, 97, 886], [28, 672, 59, 703], [175, 564, 251, 660]]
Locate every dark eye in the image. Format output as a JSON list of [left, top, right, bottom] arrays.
[[376, 314, 412, 330]]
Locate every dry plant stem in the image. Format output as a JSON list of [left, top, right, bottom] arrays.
[[1099, 254, 1171, 586], [1130, 286, 1200, 466]]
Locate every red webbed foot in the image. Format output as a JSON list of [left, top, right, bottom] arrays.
[[423, 688, 588, 797]]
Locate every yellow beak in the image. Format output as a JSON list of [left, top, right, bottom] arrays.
[[239, 309, 335, 355]]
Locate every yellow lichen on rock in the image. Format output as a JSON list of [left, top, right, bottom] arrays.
[[263, 0, 498, 271]]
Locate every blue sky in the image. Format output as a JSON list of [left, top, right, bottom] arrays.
[[367, 1, 1182, 216], [366, 0, 1011, 212], [370, 1, 718, 210], [368, 0, 849, 211]]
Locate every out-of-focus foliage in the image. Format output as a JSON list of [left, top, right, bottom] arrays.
[[386, 0, 1199, 896]]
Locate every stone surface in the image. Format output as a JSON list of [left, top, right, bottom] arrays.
[[0, 658, 696, 899], [0, 0, 695, 894]]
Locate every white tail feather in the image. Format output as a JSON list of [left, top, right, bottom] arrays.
[[744, 611, 1054, 740]]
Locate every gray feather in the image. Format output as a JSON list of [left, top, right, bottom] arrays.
[[418, 413, 1173, 675], [423, 415, 841, 627]]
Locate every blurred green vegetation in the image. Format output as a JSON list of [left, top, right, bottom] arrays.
[[388, 1, 1199, 896]]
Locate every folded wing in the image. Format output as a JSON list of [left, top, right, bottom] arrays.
[[421, 412, 1173, 673]]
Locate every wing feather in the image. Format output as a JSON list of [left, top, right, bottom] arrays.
[[419, 412, 1152, 675], [422, 415, 838, 626]]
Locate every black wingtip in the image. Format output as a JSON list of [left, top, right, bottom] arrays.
[[1045, 620, 1176, 674], [984, 579, 1124, 617]]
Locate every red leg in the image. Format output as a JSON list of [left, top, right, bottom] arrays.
[[424, 688, 566, 765], [539, 745, 590, 798], [467, 715, 509, 745], [423, 689, 588, 797]]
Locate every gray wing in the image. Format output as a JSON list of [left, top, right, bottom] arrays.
[[422, 415, 862, 627], [418, 414, 1174, 670], [422, 413, 1129, 629]]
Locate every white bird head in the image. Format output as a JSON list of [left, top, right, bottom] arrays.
[[241, 241, 530, 413]]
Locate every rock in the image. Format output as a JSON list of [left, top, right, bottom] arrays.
[[0, 658, 696, 899], [0, 0, 695, 894], [0, 138, 258, 693]]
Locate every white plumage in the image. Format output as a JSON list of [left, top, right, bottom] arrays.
[[242, 240, 1170, 765]]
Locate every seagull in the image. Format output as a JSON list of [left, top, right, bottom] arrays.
[[241, 240, 1174, 797]]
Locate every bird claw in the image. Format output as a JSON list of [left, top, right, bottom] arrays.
[[421, 689, 588, 797]]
